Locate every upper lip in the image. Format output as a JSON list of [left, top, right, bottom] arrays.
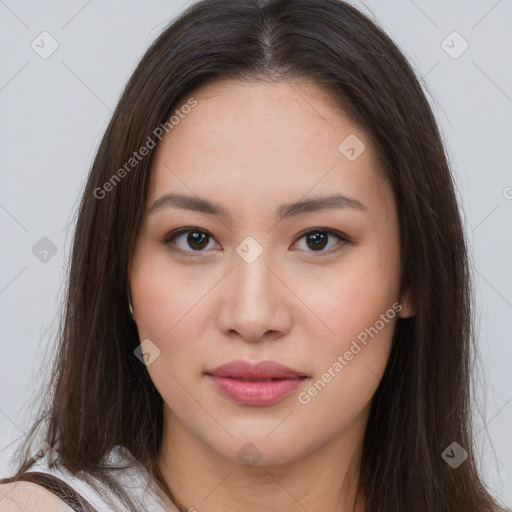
[[206, 360, 307, 380]]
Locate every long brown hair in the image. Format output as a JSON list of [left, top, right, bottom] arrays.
[[1, 0, 507, 510]]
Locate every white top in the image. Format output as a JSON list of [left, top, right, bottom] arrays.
[[25, 444, 180, 512]]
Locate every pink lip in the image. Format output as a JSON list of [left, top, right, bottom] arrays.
[[206, 360, 308, 406]]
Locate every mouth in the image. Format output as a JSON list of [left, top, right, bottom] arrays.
[[205, 360, 309, 406], [211, 377, 296, 382], [206, 359, 308, 380]]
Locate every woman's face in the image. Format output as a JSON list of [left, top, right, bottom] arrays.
[[129, 78, 414, 466]]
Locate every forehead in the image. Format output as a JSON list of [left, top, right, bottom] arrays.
[[148, 79, 391, 218]]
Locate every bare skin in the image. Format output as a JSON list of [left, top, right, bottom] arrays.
[[129, 78, 415, 512], [0, 482, 75, 511]]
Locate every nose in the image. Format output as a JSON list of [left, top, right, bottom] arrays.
[[216, 246, 293, 343]]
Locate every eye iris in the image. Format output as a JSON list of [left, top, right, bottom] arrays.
[[307, 232, 328, 251], [188, 231, 208, 250]]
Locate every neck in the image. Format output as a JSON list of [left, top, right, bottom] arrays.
[[154, 404, 369, 512]]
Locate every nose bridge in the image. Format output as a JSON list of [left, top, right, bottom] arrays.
[[232, 235, 278, 303], [218, 235, 290, 340]]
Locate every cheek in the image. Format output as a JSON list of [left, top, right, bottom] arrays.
[[295, 264, 398, 427], [300, 250, 399, 340], [130, 241, 212, 340], [291, 239, 400, 398], [130, 257, 211, 405]]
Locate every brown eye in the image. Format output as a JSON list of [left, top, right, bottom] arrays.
[[164, 227, 351, 258], [293, 229, 351, 255], [165, 228, 218, 255]]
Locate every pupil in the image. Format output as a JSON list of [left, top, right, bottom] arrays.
[[308, 232, 327, 250]]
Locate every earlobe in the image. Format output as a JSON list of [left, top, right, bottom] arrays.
[[398, 287, 416, 318]]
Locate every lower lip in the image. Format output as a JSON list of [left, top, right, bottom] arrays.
[[207, 375, 306, 406]]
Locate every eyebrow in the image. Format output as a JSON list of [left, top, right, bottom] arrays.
[[148, 192, 367, 219]]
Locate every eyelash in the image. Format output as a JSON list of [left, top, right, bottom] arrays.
[[163, 227, 352, 258]]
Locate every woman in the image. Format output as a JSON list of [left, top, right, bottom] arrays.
[[0, 0, 507, 511]]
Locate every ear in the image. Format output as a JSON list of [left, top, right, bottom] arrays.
[[397, 287, 416, 318]]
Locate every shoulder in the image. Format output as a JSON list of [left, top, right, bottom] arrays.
[[0, 481, 75, 512]]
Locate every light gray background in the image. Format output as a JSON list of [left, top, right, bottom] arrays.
[[1, 0, 511, 506]]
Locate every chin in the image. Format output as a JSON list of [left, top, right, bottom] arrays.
[[205, 428, 312, 468]]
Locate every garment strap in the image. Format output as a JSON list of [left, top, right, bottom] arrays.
[[14, 471, 99, 512]]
